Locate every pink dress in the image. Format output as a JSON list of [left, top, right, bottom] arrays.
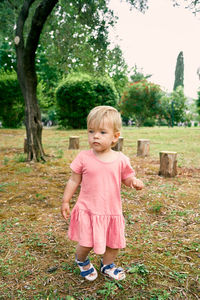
[[68, 149, 135, 254]]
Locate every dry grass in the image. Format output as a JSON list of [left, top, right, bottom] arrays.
[[0, 127, 199, 300]]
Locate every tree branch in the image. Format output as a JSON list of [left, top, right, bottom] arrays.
[[15, 0, 35, 49], [25, 0, 58, 59]]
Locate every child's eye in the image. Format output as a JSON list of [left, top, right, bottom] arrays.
[[101, 131, 106, 134], [88, 130, 94, 134]]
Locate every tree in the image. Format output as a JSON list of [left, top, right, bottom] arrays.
[[160, 86, 187, 126], [130, 65, 152, 83], [14, 0, 58, 161], [13, 0, 149, 161], [120, 80, 162, 126], [105, 45, 129, 97], [196, 90, 200, 116], [173, 51, 184, 91]]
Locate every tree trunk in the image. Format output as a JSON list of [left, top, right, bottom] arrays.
[[137, 139, 150, 157], [24, 137, 28, 153], [112, 137, 124, 151], [69, 136, 80, 150], [19, 71, 45, 160], [15, 0, 58, 161], [159, 151, 177, 177]]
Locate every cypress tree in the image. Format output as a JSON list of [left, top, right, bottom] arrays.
[[173, 51, 184, 90]]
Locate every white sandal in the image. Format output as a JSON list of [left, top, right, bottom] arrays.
[[100, 259, 126, 281], [75, 256, 98, 281]]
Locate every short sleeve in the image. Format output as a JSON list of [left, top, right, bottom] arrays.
[[121, 155, 135, 180], [70, 152, 83, 174]]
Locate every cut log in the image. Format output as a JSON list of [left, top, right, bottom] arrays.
[[24, 137, 28, 153], [137, 139, 150, 157], [112, 137, 124, 151], [159, 151, 177, 177], [69, 136, 79, 149]]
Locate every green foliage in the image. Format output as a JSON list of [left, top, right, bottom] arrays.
[[97, 281, 119, 299], [173, 0, 200, 14], [130, 65, 152, 83], [40, 0, 116, 78], [105, 46, 129, 97], [0, 71, 24, 128], [0, 38, 16, 71], [14, 153, 27, 163], [160, 86, 187, 126], [126, 0, 148, 12], [143, 118, 156, 127], [128, 263, 149, 276], [196, 90, 200, 116], [149, 201, 163, 213], [120, 80, 162, 126], [37, 80, 56, 111], [56, 73, 118, 128], [37, 78, 58, 125], [36, 44, 58, 105], [173, 51, 184, 91]]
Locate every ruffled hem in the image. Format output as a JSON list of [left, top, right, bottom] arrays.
[[68, 207, 126, 254]]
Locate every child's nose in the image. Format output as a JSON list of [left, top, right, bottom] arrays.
[[94, 132, 100, 138]]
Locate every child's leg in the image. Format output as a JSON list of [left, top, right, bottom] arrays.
[[101, 247, 125, 280], [75, 244, 97, 281], [102, 246, 119, 265], [76, 244, 93, 262]]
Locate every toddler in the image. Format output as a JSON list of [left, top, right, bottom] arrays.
[[61, 106, 144, 281]]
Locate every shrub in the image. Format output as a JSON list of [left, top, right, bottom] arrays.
[[56, 73, 119, 128], [143, 118, 156, 127], [120, 80, 162, 127], [0, 71, 24, 128]]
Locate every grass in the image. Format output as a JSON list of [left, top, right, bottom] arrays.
[[0, 127, 200, 299]]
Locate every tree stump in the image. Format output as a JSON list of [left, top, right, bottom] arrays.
[[137, 139, 150, 157], [112, 137, 124, 151], [159, 151, 177, 177], [69, 136, 79, 149], [24, 138, 28, 153]]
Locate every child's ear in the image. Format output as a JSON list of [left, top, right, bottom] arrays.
[[113, 131, 120, 142]]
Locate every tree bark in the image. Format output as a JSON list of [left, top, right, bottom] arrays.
[[159, 151, 177, 177], [137, 139, 150, 157], [15, 0, 58, 161], [24, 137, 28, 153]]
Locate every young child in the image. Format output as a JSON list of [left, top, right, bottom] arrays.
[[61, 106, 144, 281]]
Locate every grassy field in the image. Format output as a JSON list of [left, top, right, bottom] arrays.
[[0, 127, 199, 299]]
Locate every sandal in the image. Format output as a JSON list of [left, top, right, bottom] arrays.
[[75, 256, 98, 281], [100, 259, 126, 281]]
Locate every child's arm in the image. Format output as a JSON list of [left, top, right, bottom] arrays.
[[61, 171, 82, 221], [122, 176, 144, 190]]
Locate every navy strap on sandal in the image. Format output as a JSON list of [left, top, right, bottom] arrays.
[[100, 260, 126, 280], [75, 256, 98, 281]]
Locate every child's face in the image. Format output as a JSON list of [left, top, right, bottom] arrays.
[[88, 118, 120, 153]]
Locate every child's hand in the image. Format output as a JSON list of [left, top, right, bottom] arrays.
[[61, 201, 70, 221], [130, 177, 144, 190]]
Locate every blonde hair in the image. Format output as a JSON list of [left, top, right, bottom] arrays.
[[87, 106, 122, 133]]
